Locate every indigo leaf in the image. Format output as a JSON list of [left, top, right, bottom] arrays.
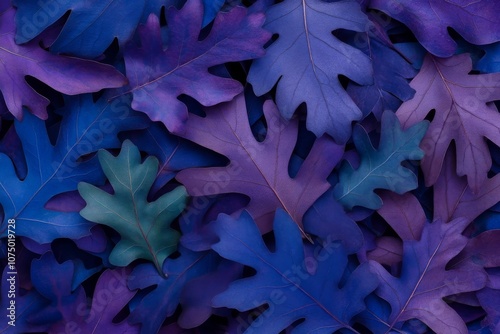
[[248, 0, 373, 143], [78, 140, 187, 275], [176, 94, 344, 235], [0, 5, 126, 120], [123, 0, 270, 133], [333, 110, 428, 210], [397, 53, 500, 192], [128, 248, 221, 334], [212, 209, 378, 333]]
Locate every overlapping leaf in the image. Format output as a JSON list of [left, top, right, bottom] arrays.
[[50, 269, 139, 333], [369, 0, 500, 57], [333, 111, 428, 210], [128, 248, 221, 334], [123, 0, 270, 133], [0, 93, 145, 244], [433, 150, 500, 224], [212, 209, 378, 333], [367, 219, 487, 334], [397, 54, 500, 193], [79, 140, 187, 275], [14, 0, 146, 57], [248, 0, 372, 143], [176, 94, 344, 234], [0, 4, 126, 120]]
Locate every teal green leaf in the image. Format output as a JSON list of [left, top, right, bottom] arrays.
[[333, 111, 428, 210], [78, 140, 187, 276]]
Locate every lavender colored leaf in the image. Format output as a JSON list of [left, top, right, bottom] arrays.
[[176, 94, 344, 236], [78, 140, 187, 275], [369, 0, 500, 57], [178, 260, 242, 328], [368, 218, 487, 333], [248, 0, 372, 143], [0, 6, 126, 120], [123, 0, 270, 133], [396, 53, 500, 193]]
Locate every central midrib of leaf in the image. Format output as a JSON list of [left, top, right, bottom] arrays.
[[229, 230, 359, 333], [385, 236, 446, 332]]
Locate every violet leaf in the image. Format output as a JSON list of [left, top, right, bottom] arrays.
[[14, 0, 146, 57], [78, 140, 187, 275], [123, 0, 270, 133], [211, 209, 378, 333], [176, 94, 344, 235], [248, 0, 372, 143], [333, 110, 428, 210], [369, 0, 500, 57]]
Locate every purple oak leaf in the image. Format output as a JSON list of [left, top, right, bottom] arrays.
[[369, 218, 487, 334], [0, 6, 127, 120], [396, 53, 500, 193], [433, 151, 500, 224], [248, 0, 373, 143], [178, 260, 242, 328], [369, 0, 500, 57], [377, 191, 426, 241], [50, 269, 138, 334], [123, 0, 270, 133], [0, 92, 147, 244], [176, 94, 344, 236], [211, 209, 378, 333], [1, 266, 52, 333], [477, 288, 500, 333]]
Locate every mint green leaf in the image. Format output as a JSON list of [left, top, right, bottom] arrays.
[[334, 111, 428, 210], [78, 140, 187, 276]]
